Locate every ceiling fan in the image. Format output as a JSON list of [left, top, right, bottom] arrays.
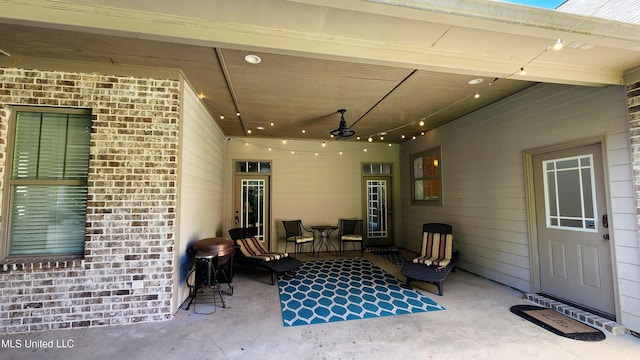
[[330, 109, 355, 140]]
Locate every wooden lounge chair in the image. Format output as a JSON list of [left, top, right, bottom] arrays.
[[401, 223, 458, 296], [228, 227, 302, 285]]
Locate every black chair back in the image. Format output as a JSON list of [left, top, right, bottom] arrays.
[[228, 227, 257, 240], [340, 219, 363, 235], [282, 220, 303, 238], [422, 223, 452, 234]]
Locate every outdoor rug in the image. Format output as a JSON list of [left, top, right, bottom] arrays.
[[510, 304, 605, 341], [371, 250, 409, 266], [277, 257, 444, 326]]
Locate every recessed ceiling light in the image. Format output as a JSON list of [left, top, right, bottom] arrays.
[[468, 78, 483, 85], [256, 126, 266, 130], [244, 54, 262, 64]]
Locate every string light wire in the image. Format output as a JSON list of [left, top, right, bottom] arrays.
[[386, 0, 615, 141], [208, 1, 615, 144], [231, 137, 393, 155]]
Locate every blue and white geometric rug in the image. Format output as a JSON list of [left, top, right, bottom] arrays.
[[277, 258, 444, 326]]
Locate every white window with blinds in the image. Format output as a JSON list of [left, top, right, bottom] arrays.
[[4, 107, 91, 258]]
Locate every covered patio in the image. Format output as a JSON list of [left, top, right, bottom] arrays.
[[2, 250, 640, 360], [0, 0, 639, 345]]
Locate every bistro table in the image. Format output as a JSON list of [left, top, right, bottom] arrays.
[[311, 225, 339, 256]]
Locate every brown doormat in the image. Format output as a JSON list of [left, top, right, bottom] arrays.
[[510, 305, 605, 341]]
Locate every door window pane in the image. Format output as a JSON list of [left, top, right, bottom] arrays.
[[241, 179, 265, 241], [236, 161, 271, 173], [543, 154, 597, 232], [367, 180, 388, 238], [362, 163, 391, 175]]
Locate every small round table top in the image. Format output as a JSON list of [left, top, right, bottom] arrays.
[[311, 225, 338, 231], [192, 237, 234, 258]]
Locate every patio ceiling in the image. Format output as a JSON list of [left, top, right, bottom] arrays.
[[0, 0, 639, 143]]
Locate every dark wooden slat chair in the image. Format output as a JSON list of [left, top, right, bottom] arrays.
[[401, 223, 458, 296]]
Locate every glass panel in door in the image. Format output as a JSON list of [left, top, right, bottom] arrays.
[[543, 155, 597, 230], [240, 178, 266, 241], [367, 180, 387, 238]]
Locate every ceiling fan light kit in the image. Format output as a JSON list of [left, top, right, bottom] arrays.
[[330, 109, 356, 140]]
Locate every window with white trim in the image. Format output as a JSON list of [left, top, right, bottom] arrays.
[[3, 107, 91, 258], [410, 147, 442, 206]]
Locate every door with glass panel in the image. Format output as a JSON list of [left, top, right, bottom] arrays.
[[362, 164, 393, 247], [533, 143, 614, 316], [233, 161, 270, 249]]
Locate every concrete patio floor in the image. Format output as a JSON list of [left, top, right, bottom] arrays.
[[2, 250, 640, 360]]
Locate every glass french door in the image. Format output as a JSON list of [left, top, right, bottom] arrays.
[[363, 176, 393, 247], [234, 174, 269, 246]]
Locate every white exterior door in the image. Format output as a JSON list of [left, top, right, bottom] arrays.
[[533, 143, 615, 316]]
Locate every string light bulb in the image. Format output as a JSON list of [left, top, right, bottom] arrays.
[[520, 67, 527, 76], [368, 136, 373, 142], [282, 138, 287, 144], [474, 92, 480, 99], [553, 38, 563, 51], [419, 119, 425, 126], [321, 141, 326, 147]]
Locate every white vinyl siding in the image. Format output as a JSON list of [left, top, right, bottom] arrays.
[[400, 83, 639, 331], [175, 81, 227, 312]]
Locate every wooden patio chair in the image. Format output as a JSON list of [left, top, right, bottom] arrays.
[[401, 223, 459, 296]]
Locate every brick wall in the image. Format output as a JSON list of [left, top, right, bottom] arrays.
[[0, 68, 180, 334], [628, 81, 640, 232]]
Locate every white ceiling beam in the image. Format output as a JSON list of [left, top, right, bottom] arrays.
[[0, 0, 637, 85]]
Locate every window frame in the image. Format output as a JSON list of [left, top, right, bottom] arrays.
[[410, 146, 442, 206], [1, 106, 91, 260]]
